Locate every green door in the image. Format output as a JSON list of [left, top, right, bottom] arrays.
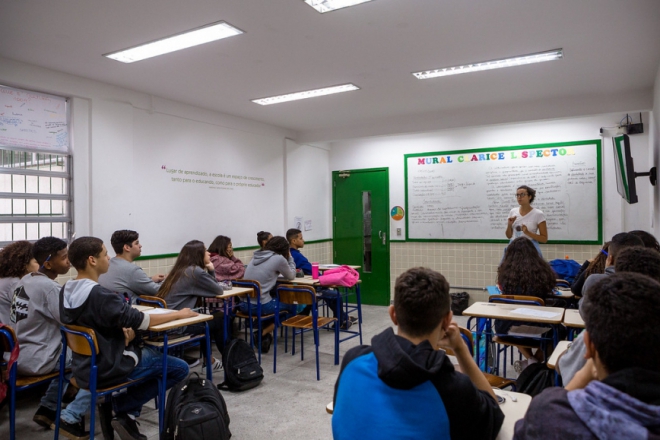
[[333, 168, 390, 306]]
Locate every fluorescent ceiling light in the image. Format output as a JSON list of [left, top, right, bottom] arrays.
[[304, 0, 374, 13], [104, 21, 243, 63], [413, 49, 563, 79], [252, 84, 360, 106]]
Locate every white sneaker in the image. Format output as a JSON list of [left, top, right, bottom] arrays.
[[202, 358, 223, 372]]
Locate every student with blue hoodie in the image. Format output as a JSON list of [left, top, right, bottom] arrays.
[[239, 236, 298, 352], [514, 273, 660, 439], [59, 237, 197, 440]]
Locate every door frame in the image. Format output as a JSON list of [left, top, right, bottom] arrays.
[[332, 167, 390, 305]]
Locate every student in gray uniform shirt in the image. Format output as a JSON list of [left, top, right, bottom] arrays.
[[0, 240, 38, 325], [98, 230, 165, 303], [10, 237, 91, 438], [157, 240, 226, 371]]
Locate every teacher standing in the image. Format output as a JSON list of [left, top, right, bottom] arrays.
[[505, 185, 548, 256]]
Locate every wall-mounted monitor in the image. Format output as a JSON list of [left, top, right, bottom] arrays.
[[612, 134, 638, 204]]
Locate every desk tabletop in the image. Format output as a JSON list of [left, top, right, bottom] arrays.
[[463, 302, 565, 323], [563, 309, 585, 328], [554, 290, 574, 299], [133, 305, 154, 311], [215, 286, 254, 298], [278, 276, 319, 286], [147, 313, 214, 332], [494, 389, 531, 440], [548, 340, 572, 370]]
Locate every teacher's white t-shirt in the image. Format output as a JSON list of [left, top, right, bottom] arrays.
[[509, 207, 546, 240]]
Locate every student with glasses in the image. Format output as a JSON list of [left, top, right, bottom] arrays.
[[505, 185, 548, 257]]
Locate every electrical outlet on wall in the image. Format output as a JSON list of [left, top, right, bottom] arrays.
[[397, 228, 401, 236]]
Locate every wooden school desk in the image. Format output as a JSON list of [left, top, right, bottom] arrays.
[[213, 286, 255, 343], [140, 308, 214, 434], [548, 340, 572, 370], [463, 302, 565, 372], [563, 309, 585, 341]]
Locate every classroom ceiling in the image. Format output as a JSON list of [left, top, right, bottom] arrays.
[[2, 0, 660, 141]]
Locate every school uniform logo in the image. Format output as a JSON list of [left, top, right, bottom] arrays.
[[10, 285, 30, 324]]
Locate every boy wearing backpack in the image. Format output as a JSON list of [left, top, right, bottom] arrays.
[[59, 237, 198, 440], [332, 267, 504, 439], [514, 273, 660, 439]]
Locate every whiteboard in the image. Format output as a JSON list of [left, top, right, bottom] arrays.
[[0, 86, 69, 152], [405, 141, 602, 244]]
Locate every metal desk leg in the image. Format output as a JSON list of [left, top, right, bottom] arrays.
[[159, 333, 168, 436], [204, 322, 213, 381]]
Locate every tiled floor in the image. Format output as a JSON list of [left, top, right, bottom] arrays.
[[1, 306, 474, 440]]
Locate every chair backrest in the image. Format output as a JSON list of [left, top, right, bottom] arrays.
[[489, 294, 545, 307], [232, 279, 262, 299], [441, 326, 474, 356], [62, 324, 100, 357], [276, 284, 315, 306], [136, 295, 166, 308], [0, 324, 17, 353]]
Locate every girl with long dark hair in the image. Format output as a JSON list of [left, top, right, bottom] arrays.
[[158, 240, 226, 371], [496, 237, 557, 372]]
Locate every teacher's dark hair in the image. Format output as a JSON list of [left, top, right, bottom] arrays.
[[517, 185, 536, 203], [497, 237, 556, 300]]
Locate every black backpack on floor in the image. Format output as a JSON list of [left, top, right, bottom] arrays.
[[516, 362, 555, 397], [218, 338, 264, 392], [163, 373, 231, 440]]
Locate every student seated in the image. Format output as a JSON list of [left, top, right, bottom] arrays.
[[240, 236, 298, 352], [0, 240, 38, 324], [156, 240, 227, 371], [256, 230, 273, 251], [570, 241, 610, 296], [559, 245, 660, 384], [629, 229, 660, 251], [10, 237, 89, 437], [494, 237, 558, 371], [208, 235, 245, 282], [332, 267, 504, 440], [514, 273, 660, 439], [98, 229, 165, 303], [60, 237, 196, 440], [579, 232, 643, 298], [286, 228, 352, 329]]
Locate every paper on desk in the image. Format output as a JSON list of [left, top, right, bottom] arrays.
[[510, 308, 561, 318], [507, 325, 552, 337], [143, 308, 175, 315]]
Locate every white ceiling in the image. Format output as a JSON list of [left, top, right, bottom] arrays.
[[2, 0, 660, 141]]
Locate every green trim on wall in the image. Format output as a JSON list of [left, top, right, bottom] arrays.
[[135, 253, 179, 261], [404, 140, 603, 245]]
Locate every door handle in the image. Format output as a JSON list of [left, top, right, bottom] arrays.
[[381, 231, 386, 245]]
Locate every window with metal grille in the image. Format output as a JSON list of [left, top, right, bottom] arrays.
[[0, 148, 72, 247]]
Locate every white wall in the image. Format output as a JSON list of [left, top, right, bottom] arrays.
[[285, 139, 332, 241], [0, 57, 332, 254], [653, 62, 660, 233], [330, 113, 653, 242]]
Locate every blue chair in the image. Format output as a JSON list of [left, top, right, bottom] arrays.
[[233, 279, 286, 365], [135, 295, 167, 308], [0, 325, 63, 440], [273, 284, 338, 380], [54, 324, 156, 440], [488, 295, 551, 377]]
